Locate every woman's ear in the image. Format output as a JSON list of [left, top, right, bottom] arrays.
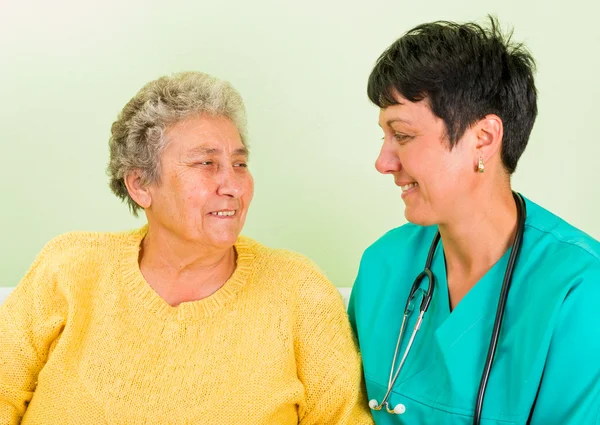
[[473, 114, 504, 169], [124, 169, 152, 209]]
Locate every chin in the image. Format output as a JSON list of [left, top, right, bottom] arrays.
[[207, 232, 241, 249], [404, 208, 436, 227]]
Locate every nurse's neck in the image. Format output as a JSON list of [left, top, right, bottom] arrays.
[[438, 186, 518, 311]]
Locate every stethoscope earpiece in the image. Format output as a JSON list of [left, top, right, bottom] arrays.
[[369, 399, 406, 415], [396, 404, 406, 414]]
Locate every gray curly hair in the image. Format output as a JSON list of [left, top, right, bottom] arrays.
[[107, 71, 248, 216]]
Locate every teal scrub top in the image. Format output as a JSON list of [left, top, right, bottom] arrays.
[[348, 196, 600, 425]]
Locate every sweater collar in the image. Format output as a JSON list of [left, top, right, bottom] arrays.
[[119, 225, 256, 321]]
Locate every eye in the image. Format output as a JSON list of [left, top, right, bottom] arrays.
[[196, 161, 213, 166], [234, 162, 248, 168], [394, 133, 413, 144]]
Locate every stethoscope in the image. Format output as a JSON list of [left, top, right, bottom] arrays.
[[369, 192, 526, 425]]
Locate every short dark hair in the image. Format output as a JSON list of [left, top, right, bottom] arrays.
[[367, 16, 537, 174]]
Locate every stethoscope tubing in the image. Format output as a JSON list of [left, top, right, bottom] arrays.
[[472, 192, 526, 425]]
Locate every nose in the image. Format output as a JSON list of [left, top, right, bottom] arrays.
[[375, 141, 402, 175], [216, 165, 244, 197]]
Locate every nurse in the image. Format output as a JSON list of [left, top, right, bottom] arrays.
[[348, 17, 600, 425]]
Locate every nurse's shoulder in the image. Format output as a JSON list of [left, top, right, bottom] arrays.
[[521, 198, 600, 312], [524, 198, 600, 275]]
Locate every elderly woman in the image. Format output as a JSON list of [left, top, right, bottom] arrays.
[[0, 72, 373, 424], [349, 18, 600, 425]]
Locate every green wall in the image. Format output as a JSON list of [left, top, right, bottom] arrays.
[[1, 0, 599, 287]]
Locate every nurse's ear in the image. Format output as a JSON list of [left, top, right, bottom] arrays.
[[472, 114, 503, 173]]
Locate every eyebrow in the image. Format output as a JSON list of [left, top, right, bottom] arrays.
[[186, 146, 249, 157], [384, 118, 412, 127]]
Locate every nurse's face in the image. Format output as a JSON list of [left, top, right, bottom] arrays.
[[375, 95, 477, 226]]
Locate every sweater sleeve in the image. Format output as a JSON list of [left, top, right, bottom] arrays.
[[292, 265, 374, 425], [0, 242, 67, 424]]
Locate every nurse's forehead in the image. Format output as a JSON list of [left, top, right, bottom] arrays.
[[378, 101, 439, 129], [378, 116, 414, 128], [378, 105, 414, 128]]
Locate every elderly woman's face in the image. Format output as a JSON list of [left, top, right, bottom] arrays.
[[146, 114, 254, 250]]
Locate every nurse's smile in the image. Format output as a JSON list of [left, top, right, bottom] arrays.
[[399, 182, 419, 199]]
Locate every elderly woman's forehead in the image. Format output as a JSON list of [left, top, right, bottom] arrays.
[[183, 145, 249, 157], [167, 115, 239, 136], [168, 113, 231, 129], [162, 116, 245, 153]]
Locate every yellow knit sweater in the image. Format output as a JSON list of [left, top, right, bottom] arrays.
[[0, 227, 373, 425]]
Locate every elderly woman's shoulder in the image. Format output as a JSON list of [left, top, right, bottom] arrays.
[[15, 228, 144, 298], [237, 236, 344, 309], [237, 235, 330, 281], [34, 227, 144, 267]]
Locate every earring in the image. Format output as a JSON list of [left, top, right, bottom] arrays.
[[478, 156, 484, 173]]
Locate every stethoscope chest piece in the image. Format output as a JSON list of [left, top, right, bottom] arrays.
[[368, 240, 438, 417]]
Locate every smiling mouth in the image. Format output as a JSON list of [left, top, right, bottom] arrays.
[[400, 182, 418, 192], [209, 210, 237, 217]]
